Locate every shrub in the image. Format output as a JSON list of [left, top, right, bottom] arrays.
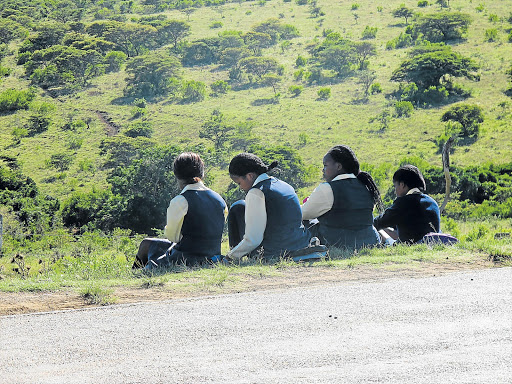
[[210, 21, 223, 29], [104, 51, 127, 73], [210, 80, 230, 95], [488, 14, 498, 23], [124, 121, 153, 138], [181, 80, 206, 103], [288, 85, 303, 96], [317, 87, 331, 100], [509, 31, 512, 43], [394, 101, 414, 117], [351, 3, 359, 10], [0, 89, 36, 112], [47, 153, 74, 171], [485, 29, 499, 42], [370, 83, 383, 94], [362, 26, 378, 39], [417, 0, 429, 7], [296, 55, 307, 67], [475, 3, 485, 12], [0, 65, 11, 78]]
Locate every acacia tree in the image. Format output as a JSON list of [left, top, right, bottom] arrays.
[[239, 56, 282, 81], [392, 6, 415, 25], [352, 41, 376, 69], [124, 51, 182, 97], [199, 109, 234, 151], [412, 12, 471, 42], [441, 104, 484, 138], [391, 50, 479, 89]]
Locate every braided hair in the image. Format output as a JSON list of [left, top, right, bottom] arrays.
[[393, 164, 426, 192], [173, 152, 204, 184], [327, 145, 384, 213], [229, 153, 278, 177]]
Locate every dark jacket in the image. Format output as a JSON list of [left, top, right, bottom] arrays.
[[373, 192, 440, 243]]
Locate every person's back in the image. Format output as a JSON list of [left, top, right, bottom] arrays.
[[318, 178, 377, 247], [374, 191, 440, 243], [178, 188, 227, 257], [302, 145, 381, 249], [253, 176, 310, 257], [373, 164, 441, 244]]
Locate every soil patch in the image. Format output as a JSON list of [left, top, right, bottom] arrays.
[[0, 260, 494, 316]]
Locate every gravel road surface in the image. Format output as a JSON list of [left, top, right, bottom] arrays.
[[1, 267, 511, 384]]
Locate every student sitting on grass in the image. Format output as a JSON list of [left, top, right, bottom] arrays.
[[301, 145, 383, 250], [225, 153, 315, 261], [373, 164, 441, 244], [133, 152, 227, 269]]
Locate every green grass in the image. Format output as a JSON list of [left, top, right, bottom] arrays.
[[1, 218, 510, 294], [1, 0, 511, 200]]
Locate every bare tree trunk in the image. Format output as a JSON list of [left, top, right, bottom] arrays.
[[440, 136, 455, 214]]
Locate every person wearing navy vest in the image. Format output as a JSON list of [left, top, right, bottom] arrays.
[[373, 164, 441, 243], [226, 153, 310, 260], [133, 152, 227, 269], [302, 145, 383, 249]]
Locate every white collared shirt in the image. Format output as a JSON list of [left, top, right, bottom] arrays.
[[406, 187, 422, 195], [301, 173, 357, 220], [164, 181, 228, 242], [227, 173, 269, 260]]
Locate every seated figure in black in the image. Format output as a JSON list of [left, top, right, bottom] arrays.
[[133, 152, 227, 269], [373, 164, 441, 244]]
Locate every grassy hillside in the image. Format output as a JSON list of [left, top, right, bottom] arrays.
[[0, 0, 511, 203]]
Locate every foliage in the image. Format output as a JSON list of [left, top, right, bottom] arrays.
[[412, 12, 472, 42], [199, 109, 234, 151], [0, 18, 29, 44], [124, 121, 153, 138], [361, 26, 378, 39], [248, 144, 313, 190], [289, 85, 303, 97], [394, 101, 414, 118], [104, 50, 127, 72], [392, 6, 415, 24], [0, 164, 60, 236], [317, 87, 331, 100], [417, 1, 429, 8], [484, 29, 498, 42], [370, 83, 383, 94], [239, 56, 282, 81], [251, 18, 300, 44], [210, 80, 230, 96], [26, 101, 56, 135], [0, 88, 36, 112], [441, 104, 484, 138], [181, 79, 206, 103], [391, 49, 479, 95], [124, 51, 182, 97]]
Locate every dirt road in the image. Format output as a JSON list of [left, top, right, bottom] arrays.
[[1, 267, 511, 383]]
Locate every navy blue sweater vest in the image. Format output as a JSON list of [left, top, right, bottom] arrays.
[[252, 177, 310, 256], [317, 178, 376, 246], [176, 189, 226, 256]]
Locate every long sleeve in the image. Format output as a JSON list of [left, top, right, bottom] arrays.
[[163, 194, 188, 242], [227, 188, 267, 260], [373, 199, 402, 230], [301, 182, 334, 220]]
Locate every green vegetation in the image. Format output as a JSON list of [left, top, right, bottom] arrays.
[[1, 0, 512, 293]]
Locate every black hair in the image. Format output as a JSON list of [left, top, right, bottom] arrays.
[[228, 153, 278, 177], [173, 152, 204, 184], [393, 164, 426, 192], [327, 145, 384, 213]]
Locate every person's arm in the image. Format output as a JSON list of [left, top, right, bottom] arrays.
[[227, 188, 266, 260], [373, 198, 403, 231], [163, 194, 188, 243], [301, 183, 334, 220]]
